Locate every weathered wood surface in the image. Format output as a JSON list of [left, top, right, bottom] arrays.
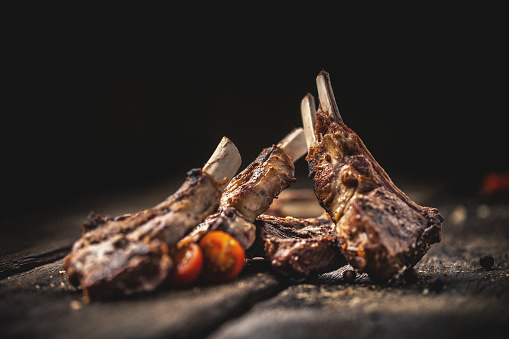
[[1, 178, 508, 338]]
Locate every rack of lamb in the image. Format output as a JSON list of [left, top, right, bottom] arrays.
[[302, 71, 443, 282], [64, 137, 241, 298]]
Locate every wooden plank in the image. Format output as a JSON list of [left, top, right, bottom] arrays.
[[0, 259, 283, 338], [209, 251, 509, 339], [208, 198, 509, 339], [0, 246, 70, 279], [2, 179, 508, 338], [209, 286, 509, 339]]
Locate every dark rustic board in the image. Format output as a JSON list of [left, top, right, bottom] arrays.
[[210, 233, 509, 339], [0, 259, 282, 338], [1, 178, 508, 338]]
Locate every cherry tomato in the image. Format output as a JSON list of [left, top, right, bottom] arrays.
[[167, 243, 203, 286], [199, 231, 245, 283]]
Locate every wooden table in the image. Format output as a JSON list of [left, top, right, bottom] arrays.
[[1, 177, 508, 338]]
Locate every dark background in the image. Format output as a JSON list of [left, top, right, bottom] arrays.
[[3, 6, 507, 221]]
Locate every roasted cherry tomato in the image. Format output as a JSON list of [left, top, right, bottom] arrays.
[[167, 243, 203, 286], [199, 231, 245, 283]]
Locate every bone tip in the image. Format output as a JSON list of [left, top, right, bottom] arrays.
[[277, 127, 304, 147], [276, 128, 307, 162], [318, 69, 330, 79], [222, 136, 241, 163], [293, 127, 304, 136], [219, 136, 233, 148], [222, 136, 240, 153], [301, 92, 315, 104], [203, 136, 242, 184]]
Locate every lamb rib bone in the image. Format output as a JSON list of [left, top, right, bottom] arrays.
[[202, 136, 242, 189], [180, 128, 307, 250], [64, 137, 241, 298], [127, 137, 241, 248], [316, 70, 342, 123], [300, 93, 317, 148], [305, 70, 443, 282], [276, 127, 308, 162]]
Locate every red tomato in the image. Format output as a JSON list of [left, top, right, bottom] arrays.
[[199, 231, 245, 283], [167, 243, 203, 286]]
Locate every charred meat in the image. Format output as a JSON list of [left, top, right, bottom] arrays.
[[304, 71, 443, 282], [254, 214, 347, 278], [181, 129, 307, 250], [64, 137, 241, 298]]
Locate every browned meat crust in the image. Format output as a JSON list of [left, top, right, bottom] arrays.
[[307, 75, 443, 282], [65, 236, 172, 299], [254, 214, 347, 278], [220, 145, 296, 222], [64, 169, 222, 298], [184, 145, 297, 249]]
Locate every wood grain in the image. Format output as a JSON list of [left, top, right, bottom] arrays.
[[1, 180, 508, 338]]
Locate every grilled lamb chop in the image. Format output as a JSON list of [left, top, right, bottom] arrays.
[[64, 137, 241, 298], [253, 213, 347, 278], [302, 71, 443, 282], [180, 128, 308, 250]]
